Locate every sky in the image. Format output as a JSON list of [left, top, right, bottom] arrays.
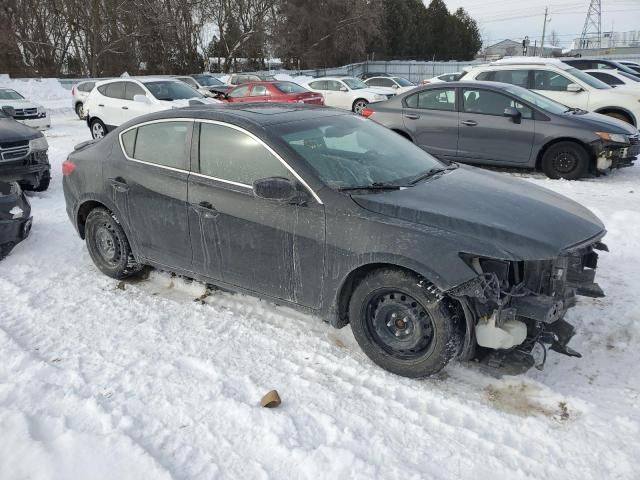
[[443, 0, 640, 47]]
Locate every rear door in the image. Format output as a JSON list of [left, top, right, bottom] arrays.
[[110, 120, 193, 269], [402, 87, 459, 160], [248, 84, 272, 102], [456, 87, 535, 165], [188, 121, 326, 307]]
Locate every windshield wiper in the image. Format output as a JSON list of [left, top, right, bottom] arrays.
[[337, 182, 405, 192], [564, 106, 585, 114], [409, 164, 458, 185]]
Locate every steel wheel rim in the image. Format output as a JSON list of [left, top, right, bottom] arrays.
[[92, 122, 104, 138], [364, 290, 435, 359], [552, 150, 578, 174], [94, 224, 121, 266]]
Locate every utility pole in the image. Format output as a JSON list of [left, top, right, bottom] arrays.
[[539, 7, 550, 57]]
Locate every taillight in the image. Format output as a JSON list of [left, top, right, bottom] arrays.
[[72, 86, 76, 95], [361, 107, 375, 118], [62, 160, 76, 176]]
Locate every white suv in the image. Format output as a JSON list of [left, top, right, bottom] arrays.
[[304, 76, 394, 114], [84, 78, 215, 138], [461, 59, 640, 126]]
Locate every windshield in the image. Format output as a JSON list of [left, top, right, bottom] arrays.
[[274, 82, 308, 94], [143, 81, 204, 100], [393, 77, 414, 87], [269, 115, 443, 189], [0, 89, 24, 100], [502, 84, 569, 114], [193, 75, 224, 87], [565, 67, 611, 89], [342, 78, 368, 90]]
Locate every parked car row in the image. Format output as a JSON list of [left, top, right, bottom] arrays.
[[0, 87, 50, 130], [62, 102, 610, 378]]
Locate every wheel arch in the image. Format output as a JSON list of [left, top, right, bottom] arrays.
[[333, 262, 440, 329], [593, 106, 637, 126], [535, 137, 594, 170]]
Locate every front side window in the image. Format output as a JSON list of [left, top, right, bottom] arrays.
[[228, 85, 250, 98], [199, 123, 293, 186], [366, 78, 383, 87], [533, 71, 572, 91], [131, 121, 191, 169], [250, 85, 270, 96], [463, 89, 532, 119], [0, 89, 24, 100], [124, 82, 146, 101], [142, 81, 203, 100], [405, 89, 455, 111], [377, 78, 396, 88], [270, 115, 442, 189], [180, 77, 199, 88], [326, 80, 344, 91]]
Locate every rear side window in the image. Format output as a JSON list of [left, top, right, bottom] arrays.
[[228, 85, 250, 98], [121, 129, 137, 157], [104, 82, 126, 99], [405, 89, 455, 111], [308, 81, 327, 90], [131, 121, 191, 169], [79, 82, 96, 92], [493, 70, 529, 88], [199, 123, 293, 186], [250, 85, 270, 96]]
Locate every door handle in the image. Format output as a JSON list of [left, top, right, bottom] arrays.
[[98, 104, 104, 107], [108, 177, 129, 192], [196, 201, 218, 218], [461, 120, 478, 126], [404, 113, 420, 120], [199, 201, 215, 210], [122, 106, 129, 110]]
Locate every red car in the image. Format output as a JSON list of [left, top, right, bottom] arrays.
[[225, 81, 324, 105]]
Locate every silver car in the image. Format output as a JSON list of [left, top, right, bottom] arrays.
[[364, 81, 639, 179]]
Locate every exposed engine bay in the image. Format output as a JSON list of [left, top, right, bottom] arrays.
[[449, 240, 608, 375]]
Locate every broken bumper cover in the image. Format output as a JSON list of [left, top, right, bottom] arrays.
[[0, 151, 50, 186], [452, 240, 607, 375], [0, 215, 32, 257], [594, 141, 639, 171]]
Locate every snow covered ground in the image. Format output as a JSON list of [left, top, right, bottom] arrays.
[[1, 86, 639, 479]]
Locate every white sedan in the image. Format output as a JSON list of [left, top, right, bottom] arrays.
[[0, 87, 50, 130], [363, 76, 417, 94], [303, 77, 394, 114]]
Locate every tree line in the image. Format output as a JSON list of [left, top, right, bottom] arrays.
[[1, 0, 481, 77]]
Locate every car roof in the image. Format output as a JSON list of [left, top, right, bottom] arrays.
[[95, 77, 178, 86], [124, 103, 348, 128]]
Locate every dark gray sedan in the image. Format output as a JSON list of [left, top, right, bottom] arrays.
[[63, 104, 607, 378], [364, 81, 639, 179]]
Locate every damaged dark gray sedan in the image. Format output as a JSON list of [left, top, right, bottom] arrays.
[[63, 104, 606, 377]]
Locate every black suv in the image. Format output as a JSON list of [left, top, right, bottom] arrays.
[[0, 106, 51, 191], [563, 59, 640, 81]]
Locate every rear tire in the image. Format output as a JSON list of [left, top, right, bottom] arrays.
[[348, 268, 462, 378], [75, 102, 84, 119], [85, 207, 142, 279], [541, 141, 589, 180], [90, 118, 107, 139]]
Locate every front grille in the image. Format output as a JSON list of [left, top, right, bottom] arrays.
[[0, 140, 30, 162], [13, 108, 38, 119]]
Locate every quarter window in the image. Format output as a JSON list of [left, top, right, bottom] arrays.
[[405, 89, 455, 111], [199, 123, 293, 186], [131, 121, 191, 169], [533, 71, 572, 91], [121, 129, 136, 156]]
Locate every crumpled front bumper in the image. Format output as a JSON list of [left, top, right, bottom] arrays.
[[594, 141, 639, 171], [0, 215, 32, 259], [0, 151, 50, 186]]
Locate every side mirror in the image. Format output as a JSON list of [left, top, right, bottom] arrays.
[[567, 83, 582, 93], [133, 94, 151, 104], [392, 84, 399, 89], [339, 86, 348, 92], [253, 177, 308, 205], [1, 106, 16, 117], [503, 107, 522, 124]]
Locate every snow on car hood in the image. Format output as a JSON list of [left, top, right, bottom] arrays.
[[351, 165, 605, 260], [0, 98, 43, 110]]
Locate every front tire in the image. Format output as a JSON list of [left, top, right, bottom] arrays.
[[541, 141, 589, 180], [31, 169, 51, 192], [352, 99, 369, 115], [90, 118, 107, 139], [85, 207, 141, 279], [348, 268, 462, 378]]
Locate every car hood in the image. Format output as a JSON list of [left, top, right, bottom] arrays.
[[351, 166, 605, 260], [0, 117, 42, 143], [0, 98, 41, 109], [563, 110, 638, 134]]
